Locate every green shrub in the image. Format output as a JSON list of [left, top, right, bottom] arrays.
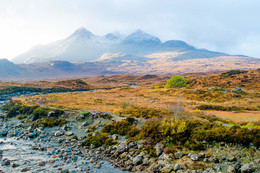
[[31, 117, 66, 128], [105, 138, 117, 146], [165, 75, 188, 88], [101, 119, 140, 138], [82, 132, 109, 147]]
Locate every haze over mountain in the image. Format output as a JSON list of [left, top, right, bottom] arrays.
[[0, 27, 258, 80], [12, 27, 228, 64]]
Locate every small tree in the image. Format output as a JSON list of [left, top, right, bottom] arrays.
[[165, 75, 188, 88]]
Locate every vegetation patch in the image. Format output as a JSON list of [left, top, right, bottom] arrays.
[[31, 117, 66, 128], [165, 75, 188, 88], [196, 104, 242, 112], [101, 117, 140, 138]]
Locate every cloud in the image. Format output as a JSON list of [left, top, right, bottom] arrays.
[[0, 0, 260, 59]]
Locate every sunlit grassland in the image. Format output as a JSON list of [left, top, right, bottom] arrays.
[[17, 85, 260, 122]]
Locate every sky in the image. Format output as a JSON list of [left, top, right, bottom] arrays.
[[0, 0, 260, 59]]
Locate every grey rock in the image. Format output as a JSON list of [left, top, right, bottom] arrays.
[[117, 142, 128, 154], [160, 164, 173, 173], [227, 155, 237, 162], [233, 162, 242, 170], [82, 122, 89, 127], [203, 158, 209, 163], [47, 111, 55, 117], [112, 134, 119, 140], [174, 151, 183, 159], [173, 163, 181, 171], [3, 159, 10, 165], [241, 164, 255, 173], [190, 153, 200, 161], [231, 88, 243, 92], [154, 143, 164, 156], [66, 131, 74, 136], [54, 131, 63, 136], [132, 156, 143, 165], [227, 166, 236, 173]]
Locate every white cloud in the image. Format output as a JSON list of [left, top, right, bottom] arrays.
[[0, 0, 260, 59]]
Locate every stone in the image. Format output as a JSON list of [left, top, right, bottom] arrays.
[[241, 164, 255, 173], [233, 162, 242, 170], [66, 131, 74, 136], [160, 164, 173, 173], [12, 163, 19, 168], [174, 163, 181, 171], [112, 134, 119, 140], [227, 166, 236, 173], [174, 151, 183, 159], [154, 143, 164, 156], [82, 122, 89, 127], [47, 111, 56, 117], [38, 161, 45, 166], [117, 142, 128, 154], [227, 155, 237, 162], [190, 153, 200, 161], [231, 88, 243, 92], [54, 131, 63, 137], [21, 168, 30, 172], [3, 159, 10, 165], [133, 156, 143, 165]]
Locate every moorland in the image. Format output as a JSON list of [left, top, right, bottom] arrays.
[[0, 69, 259, 172]]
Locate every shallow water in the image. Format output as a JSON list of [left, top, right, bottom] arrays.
[[0, 138, 125, 173]]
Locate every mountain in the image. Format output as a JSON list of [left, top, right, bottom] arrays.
[[0, 59, 24, 77], [4, 27, 259, 80], [12, 28, 122, 64], [12, 27, 228, 64]]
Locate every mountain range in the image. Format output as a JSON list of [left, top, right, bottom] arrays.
[[12, 28, 228, 64], [0, 27, 259, 80]]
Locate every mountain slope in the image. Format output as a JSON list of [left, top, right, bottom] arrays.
[[12, 28, 122, 64]]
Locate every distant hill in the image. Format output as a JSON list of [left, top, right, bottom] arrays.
[[0, 57, 259, 80]]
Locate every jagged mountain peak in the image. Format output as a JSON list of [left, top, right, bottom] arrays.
[[123, 29, 162, 45], [68, 27, 96, 39]]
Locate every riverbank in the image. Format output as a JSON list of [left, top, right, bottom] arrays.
[[0, 110, 259, 173]]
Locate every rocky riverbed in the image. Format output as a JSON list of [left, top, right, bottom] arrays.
[[0, 112, 259, 173], [0, 118, 127, 173]]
